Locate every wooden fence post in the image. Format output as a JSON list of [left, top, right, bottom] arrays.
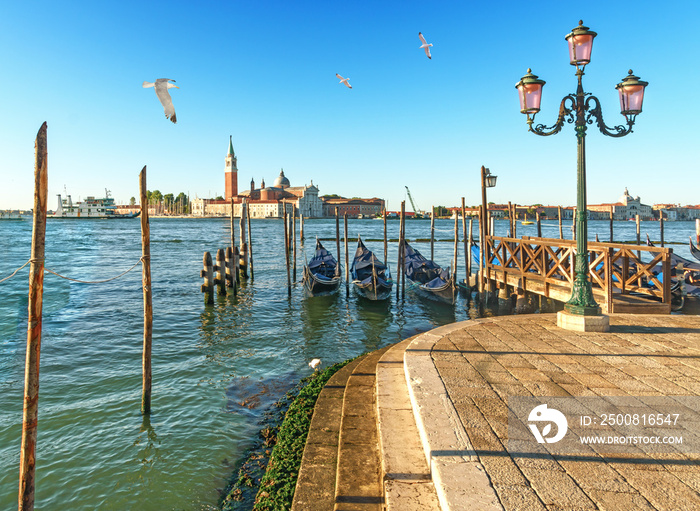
[[18, 122, 48, 511], [636, 214, 641, 260], [536, 211, 541, 238], [215, 248, 226, 296], [247, 202, 254, 281], [139, 166, 153, 416], [200, 252, 214, 304]]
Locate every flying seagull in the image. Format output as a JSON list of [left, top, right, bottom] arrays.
[[309, 358, 321, 371], [143, 78, 179, 123], [418, 32, 433, 59], [335, 73, 352, 89]]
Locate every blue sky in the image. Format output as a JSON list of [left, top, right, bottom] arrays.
[[1, 1, 698, 211]]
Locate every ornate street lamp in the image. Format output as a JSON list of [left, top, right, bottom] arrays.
[[516, 20, 647, 320]]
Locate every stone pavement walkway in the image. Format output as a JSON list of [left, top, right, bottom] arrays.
[[405, 314, 700, 511]]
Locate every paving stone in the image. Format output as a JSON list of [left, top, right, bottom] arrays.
[[492, 483, 547, 511]]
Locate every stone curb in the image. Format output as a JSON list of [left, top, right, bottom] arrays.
[[404, 320, 503, 511], [376, 337, 440, 510]]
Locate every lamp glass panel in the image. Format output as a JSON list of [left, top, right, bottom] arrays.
[[517, 83, 543, 114], [619, 84, 645, 114], [486, 175, 498, 188], [567, 34, 594, 65]]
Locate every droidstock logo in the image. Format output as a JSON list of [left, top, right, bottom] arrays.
[[528, 404, 568, 444]]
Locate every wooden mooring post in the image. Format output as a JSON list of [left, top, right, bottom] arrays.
[[453, 211, 458, 292], [558, 206, 563, 239], [383, 208, 388, 267], [229, 198, 237, 294], [536, 211, 541, 238], [225, 246, 237, 295], [468, 216, 473, 287], [215, 248, 226, 296], [247, 202, 254, 281], [478, 206, 484, 293], [284, 209, 291, 297], [344, 213, 349, 296], [660, 213, 665, 247], [239, 199, 248, 278], [299, 209, 304, 245], [139, 166, 153, 416], [200, 252, 214, 304], [292, 205, 297, 282], [396, 202, 403, 300], [430, 205, 435, 261], [636, 214, 641, 260], [401, 201, 406, 299], [696, 219, 700, 245], [609, 206, 614, 242], [461, 198, 469, 291], [19, 122, 48, 511]]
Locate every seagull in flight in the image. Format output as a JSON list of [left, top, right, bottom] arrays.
[[143, 78, 179, 123], [418, 32, 433, 59], [336, 73, 352, 89]]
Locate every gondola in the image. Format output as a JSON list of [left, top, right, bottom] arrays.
[[350, 237, 393, 300], [690, 237, 700, 263], [403, 241, 455, 304], [302, 238, 341, 296]]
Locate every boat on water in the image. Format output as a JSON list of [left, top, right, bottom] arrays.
[[521, 212, 533, 225], [51, 190, 139, 219], [690, 237, 700, 263], [0, 211, 24, 220], [302, 238, 341, 296], [403, 241, 455, 304], [350, 236, 393, 300]]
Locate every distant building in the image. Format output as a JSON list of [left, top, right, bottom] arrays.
[[588, 188, 653, 220], [322, 197, 385, 218]]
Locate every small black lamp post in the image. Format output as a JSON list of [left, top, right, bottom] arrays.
[[516, 20, 647, 318]]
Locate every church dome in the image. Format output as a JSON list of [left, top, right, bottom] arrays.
[[273, 169, 290, 189]]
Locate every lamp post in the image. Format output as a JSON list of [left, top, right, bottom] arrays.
[[480, 166, 497, 240], [516, 20, 647, 319], [480, 166, 497, 290]]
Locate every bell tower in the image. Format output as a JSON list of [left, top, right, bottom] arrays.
[[225, 136, 238, 200]]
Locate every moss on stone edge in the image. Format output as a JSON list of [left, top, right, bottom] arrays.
[[250, 358, 355, 511]]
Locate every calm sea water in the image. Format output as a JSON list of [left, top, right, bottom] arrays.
[[0, 217, 696, 510]]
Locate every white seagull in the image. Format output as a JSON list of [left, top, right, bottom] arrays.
[[309, 358, 322, 371], [335, 73, 352, 89], [418, 32, 433, 59], [143, 78, 179, 123]]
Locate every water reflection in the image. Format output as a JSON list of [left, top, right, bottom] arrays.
[[134, 415, 160, 468]]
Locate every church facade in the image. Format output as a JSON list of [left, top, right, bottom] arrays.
[[191, 139, 324, 218]]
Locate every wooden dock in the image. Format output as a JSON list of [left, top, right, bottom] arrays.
[[482, 235, 673, 314]]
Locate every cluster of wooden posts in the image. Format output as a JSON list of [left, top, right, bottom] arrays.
[[200, 199, 252, 303]]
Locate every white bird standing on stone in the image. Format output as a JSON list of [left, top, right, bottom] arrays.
[[335, 73, 352, 89], [143, 78, 179, 123], [418, 32, 433, 59], [309, 359, 321, 371]]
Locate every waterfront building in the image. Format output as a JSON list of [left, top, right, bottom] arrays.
[[588, 188, 653, 220], [322, 197, 385, 218]]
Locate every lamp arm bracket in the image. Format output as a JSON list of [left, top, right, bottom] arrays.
[[529, 95, 575, 136], [585, 95, 634, 138]]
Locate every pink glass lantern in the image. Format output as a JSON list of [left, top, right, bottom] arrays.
[[565, 21, 597, 67], [515, 69, 546, 115], [616, 70, 648, 118]]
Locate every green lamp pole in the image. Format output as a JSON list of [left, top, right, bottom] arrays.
[[516, 20, 648, 316]]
